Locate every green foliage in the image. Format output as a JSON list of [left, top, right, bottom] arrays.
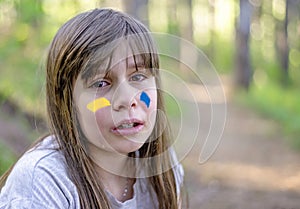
[[211, 37, 235, 73], [0, 142, 16, 175], [14, 0, 44, 25], [164, 93, 181, 117], [0, 37, 46, 114], [0, 0, 47, 114]]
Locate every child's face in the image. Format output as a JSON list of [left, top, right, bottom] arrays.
[[73, 49, 157, 156]]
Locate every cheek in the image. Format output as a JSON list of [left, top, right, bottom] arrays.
[[141, 90, 157, 128], [76, 94, 111, 142], [94, 107, 111, 132], [76, 106, 99, 142], [86, 97, 112, 133]]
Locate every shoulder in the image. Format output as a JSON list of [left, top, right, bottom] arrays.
[[169, 148, 184, 180], [0, 136, 80, 208], [6, 136, 65, 185]]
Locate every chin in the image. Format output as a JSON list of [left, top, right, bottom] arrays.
[[116, 140, 145, 154]]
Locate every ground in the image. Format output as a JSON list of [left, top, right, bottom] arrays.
[[183, 102, 300, 209], [1, 87, 300, 209]]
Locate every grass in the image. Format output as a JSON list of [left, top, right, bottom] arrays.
[[236, 81, 300, 149]]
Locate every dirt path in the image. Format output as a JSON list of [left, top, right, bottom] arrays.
[[183, 101, 300, 209]]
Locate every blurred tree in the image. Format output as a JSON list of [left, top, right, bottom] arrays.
[[275, 0, 290, 86], [166, 0, 180, 35], [178, 0, 195, 79], [123, 0, 149, 27], [178, 0, 194, 42], [14, 0, 44, 27], [235, 0, 253, 89], [288, 0, 300, 86], [208, 0, 216, 62]]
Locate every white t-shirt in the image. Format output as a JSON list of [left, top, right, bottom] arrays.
[[0, 136, 184, 209]]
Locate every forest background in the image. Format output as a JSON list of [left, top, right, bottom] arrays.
[[0, 0, 299, 175]]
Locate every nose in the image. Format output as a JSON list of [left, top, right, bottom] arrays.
[[112, 81, 138, 111]]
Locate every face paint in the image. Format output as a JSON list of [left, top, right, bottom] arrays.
[[87, 97, 111, 112], [140, 91, 150, 108]]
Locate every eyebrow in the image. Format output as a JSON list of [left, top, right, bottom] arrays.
[[127, 55, 145, 69], [81, 56, 112, 86], [81, 53, 150, 86], [127, 61, 144, 70]]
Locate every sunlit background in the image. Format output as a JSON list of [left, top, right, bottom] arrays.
[[0, 0, 300, 208]]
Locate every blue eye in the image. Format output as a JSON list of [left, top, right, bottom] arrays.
[[91, 80, 110, 88], [130, 74, 147, 82]]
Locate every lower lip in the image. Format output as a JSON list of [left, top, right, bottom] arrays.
[[111, 124, 144, 136]]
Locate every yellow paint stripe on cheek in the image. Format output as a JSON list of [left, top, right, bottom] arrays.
[[86, 97, 111, 112]]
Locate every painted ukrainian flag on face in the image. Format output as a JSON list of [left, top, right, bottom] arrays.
[[140, 91, 150, 108], [87, 97, 111, 112], [86, 91, 150, 112]]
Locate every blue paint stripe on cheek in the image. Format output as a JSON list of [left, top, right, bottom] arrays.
[[140, 91, 150, 108]]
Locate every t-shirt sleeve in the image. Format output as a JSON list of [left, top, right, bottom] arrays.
[[169, 148, 185, 196], [2, 199, 55, 209]]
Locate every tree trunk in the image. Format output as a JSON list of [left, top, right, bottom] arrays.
[[208, 0, 216, 62], [235, 0, 252, 90], [123, 0, 149, 27], [275, 0, 290, 86], [167, 0, 179, 34], [282, 0, 289, 85], [178, 0, 194, 42]]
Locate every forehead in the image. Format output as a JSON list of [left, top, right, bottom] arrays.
[[80, 33, 158, 82], [110, 43, 143, 67]]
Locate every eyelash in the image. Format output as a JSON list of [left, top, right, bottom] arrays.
[[129, 73, 147, 82], [91, 80, 110, 88], [90, 73, 148, 89]]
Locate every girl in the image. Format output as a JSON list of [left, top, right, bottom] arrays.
[[0, 8, 185, 209]]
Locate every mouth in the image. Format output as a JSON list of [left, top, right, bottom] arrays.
[[111, 119, 144, 136]]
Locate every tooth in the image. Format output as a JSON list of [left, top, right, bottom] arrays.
[[118, 123, 134, 129]]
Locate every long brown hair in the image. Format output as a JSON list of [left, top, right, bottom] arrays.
[[1, 8, 179, 209]]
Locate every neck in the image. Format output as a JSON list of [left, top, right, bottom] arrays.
[[87, 140, 138, 176], [88, 144, 135, 176], [93, 153, 128, 178], [91, 151, 135, 202], [86, 142, 136, 201]]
